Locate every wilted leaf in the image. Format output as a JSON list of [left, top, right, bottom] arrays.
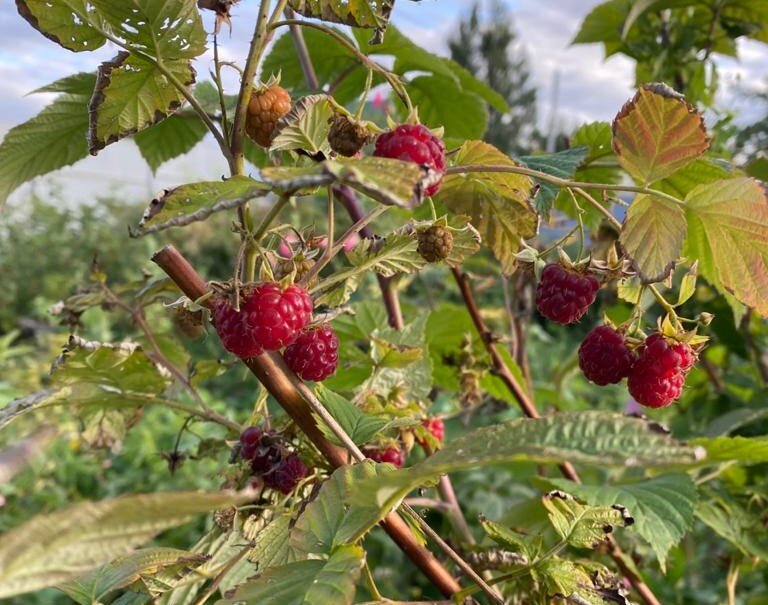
[[613, 84, 709, 185], [215, 545, 364, 605], [132, 176, 270, 236], [684, 177, 768, 316], [345, 233, 426, 277], [620, 193, 686, 282], [271, 94, 333, 156], [439, 140, 536, 273], [0, 491, 248, 598], [542, 491, 634, 549]]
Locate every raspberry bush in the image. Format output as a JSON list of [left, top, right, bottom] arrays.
[[1, 2, 767, 605]]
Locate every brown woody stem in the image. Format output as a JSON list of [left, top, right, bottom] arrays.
[[151, 244, 461, 598]]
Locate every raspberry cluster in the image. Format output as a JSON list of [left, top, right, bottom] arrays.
[[535, 263, 600, 325], [245, 85, 292, 147], [239, 426, 308, 494], [214, 282, 313, 358], [373, 124, 446, 196], [579, 327, 696, 409]]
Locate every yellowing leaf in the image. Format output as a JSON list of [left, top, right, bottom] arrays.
[[438, 140, 536, 273], [684, 178, 768, 317], [613, 84, 709, 185], [620, 193, 686, 282]]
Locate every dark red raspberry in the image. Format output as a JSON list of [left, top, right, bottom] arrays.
[[365, 445, 405, 468], [535, 263, 599, 325], [578, 326, 636, 385], [420, 417, 445, 443], [373, 124, 445, 196], [250, 441, 283, 475], [214, 283, 313, 357], [627, 334, 694, 408], [263, 454, 308, 494], [283, 324, 339, 382], [239, 426, 264, 460]]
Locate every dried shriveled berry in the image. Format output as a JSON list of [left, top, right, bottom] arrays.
[[373, 124, 445, 196], [578, 326, 635, 385], [535, 263, 599, 325], [245, 85, 292, 147], [283, 324, 339, 382], [417, 226, 453, 262], [214, 283, 313, 358], [328, 114, 372, 157]]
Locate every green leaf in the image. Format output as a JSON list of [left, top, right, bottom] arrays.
[[262, 157, 429, 208], [532, 556, 626, 604], [652, 158, 732, 198], [478, 516, 533, 560], [345, 233, 425, 277], [696, 492, 768, 560], [404, 75, 488, 140], [438, 140, 536, 274], [216, 545, 364, 605], [16, 0, 106, 52], [544, 474, 697, 571], [291, 462, 388, 553], [704, 407, 768, 437], [684, 177, 768, 317], [89, 53, 195, 154], [271, 95, 333, 156], [314, 386, 387, 446], [440, 58, 509, 114], [134, 114, 207, 173], [0, 73, 95, 206], [59, 548, 205, 605], [691, 436, 768, 464], [132, 176, 270, 236], [572, 0, 629, 45], [247, 514, 297, 570], [619, 193, 686, 282], [612, 84, 709, 185], [520, 147, 588, 217], [542, 491, 634, 549], [343, 412, 703, 540], [0, 491, 248, 598]]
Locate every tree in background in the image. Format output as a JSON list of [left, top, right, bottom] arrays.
[[448, 1, 540, 154]]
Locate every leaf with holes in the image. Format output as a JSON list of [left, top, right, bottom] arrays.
[[613, 84, 709, 185], [288, 0, 393, 29], [620, 193, 687, 282], [345, 233, 425, 277], [0, 491, 248, 598], [16, 0, 105, 52], [544, 474, 698, 571], [341, 412, 703, 542], [89, 53, 196, 154], [132, 176, 270, 236], [271, 94, 333, 157], [438, 140, 536, 274], [0, 73, 94, 206], [684, 177, 768, 316], [542, 491, 634, 549], [216, 545, 364, 605]]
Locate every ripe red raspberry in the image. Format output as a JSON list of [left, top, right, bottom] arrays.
[[283, 324, 339, 382], [578, 326, 636, 385], [263, 454, 308, 494], [535, 263, 599, 325], [627, 334, 694, 408], [420, 417, 445, 444], [245, 85, 292, 147], [364, 445, 405, 468], [214, 283, 313, 358], [239, 426, 264, 460], [373, 124, 445, 196]]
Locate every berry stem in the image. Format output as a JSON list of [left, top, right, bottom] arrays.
[[152, 244, 463, 599]]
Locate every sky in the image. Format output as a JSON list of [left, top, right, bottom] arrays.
[[0, 0, 765, 206]]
